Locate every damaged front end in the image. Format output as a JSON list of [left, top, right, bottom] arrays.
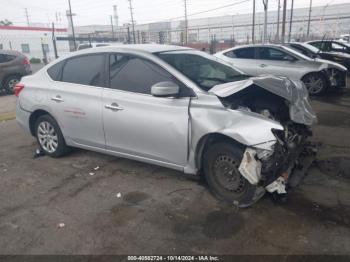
[[210, 75, 318, 206]]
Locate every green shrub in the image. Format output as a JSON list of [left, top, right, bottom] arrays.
[[29, 57, 42, 64]]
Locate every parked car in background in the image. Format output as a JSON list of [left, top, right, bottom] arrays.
[[286, 42, 350, 71], [307, 40, 350, 55], [77, 42, 123, 50], [16, 45, 317, 207], [0, 50, 31, 94], [215, 44, 347, 95]]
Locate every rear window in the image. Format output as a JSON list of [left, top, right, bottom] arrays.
[[233, 48, 255, 59], [0, 54, 16, 63], [61, 54, 105, 87], [47, 61, 64, 81]]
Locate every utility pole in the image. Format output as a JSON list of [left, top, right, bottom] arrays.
[[307, 0, 312, 38], [128, 0, 136, 44], [276, 0, 280, 42], [262, 0, 268, 44], [252, 0, 255, 44], [110, 15, 115, 39], [184, 0, 188, 45], [67, 0, 77, 51], [288, 0, 294, 42], [281, 0, 287, 43], [113, 5, 118, 41], [24, 8, 30, 26], [52, 22, 58, 58]]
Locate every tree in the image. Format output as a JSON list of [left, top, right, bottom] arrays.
[[0, 19, 13, 26]]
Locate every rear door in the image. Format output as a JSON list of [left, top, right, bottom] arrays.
[[47, 53, 106, 148], [102, 53, 191, 168]]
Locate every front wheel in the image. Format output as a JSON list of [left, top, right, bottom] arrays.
[[35, 114, 70, 157], [203, 142, 261, 207], [302, 73, 327, 95]]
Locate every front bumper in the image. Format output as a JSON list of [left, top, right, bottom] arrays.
[[325, 68, 347, 89]]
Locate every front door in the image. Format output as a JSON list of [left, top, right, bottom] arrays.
[[102, 53, 190, 168], [255, 47, 302, 80]]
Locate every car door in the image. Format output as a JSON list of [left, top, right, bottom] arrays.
[[225, 47, 258, 76], [255, 47, 302, 80], [47, 53, 106, 148], [102, 53, 191, 168]]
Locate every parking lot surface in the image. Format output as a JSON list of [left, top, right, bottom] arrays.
[[0, 88, 350, 254]]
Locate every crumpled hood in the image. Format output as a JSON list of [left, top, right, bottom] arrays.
[[209, 75, 317, 126], [314, 58, 347, 71]]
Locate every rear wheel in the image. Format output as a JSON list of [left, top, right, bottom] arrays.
[[35, 115, 70, 157], [302, 73, 327, 95], [203, 142, 259, 207], [3, 75, 21, 95]]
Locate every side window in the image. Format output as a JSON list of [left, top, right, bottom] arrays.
[[259, 47, 294, 61], [223, 50, 235, 58], [309, 42, 321, 49], [232, 48, 255, 59], [21, 44, 30, 53], [47, 61, 64, 81], [0, 54, 15, 63], [109, 54, 192, 96], [331, 42, 346, 52], [61, 54, 105, 87]]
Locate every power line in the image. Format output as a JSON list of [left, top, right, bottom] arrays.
[[67, 0, 77, 50]]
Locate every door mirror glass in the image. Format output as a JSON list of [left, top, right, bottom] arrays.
[[151, 81, 179, 97]]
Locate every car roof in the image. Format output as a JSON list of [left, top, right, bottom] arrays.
[[75, 44, 193, 55], [0, 50, 23, 56]]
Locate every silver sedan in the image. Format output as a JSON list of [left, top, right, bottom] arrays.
[[16, 44, 316, 206], [215, 44, 347, 95]]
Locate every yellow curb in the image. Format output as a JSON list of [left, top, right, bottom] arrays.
[[0, 113, 15, 121]]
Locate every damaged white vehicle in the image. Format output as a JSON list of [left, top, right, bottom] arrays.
[[16, 45, 317, 206]]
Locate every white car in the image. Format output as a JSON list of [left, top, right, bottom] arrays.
[[215, 44, 347, 95]]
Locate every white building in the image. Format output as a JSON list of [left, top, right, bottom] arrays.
[[0, 25, 70, 62]]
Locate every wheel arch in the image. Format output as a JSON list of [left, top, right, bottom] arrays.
[[29, 109, 53, 136], [195, 132, 245, 172]]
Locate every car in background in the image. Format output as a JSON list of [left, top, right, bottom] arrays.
[[77, 42, 123, 50], [286, 42, 350, 71], [0, 50, 32, 94], [307, 40, 350, 55], [215, 44, 347, 95], [15, 45, 317, 207]]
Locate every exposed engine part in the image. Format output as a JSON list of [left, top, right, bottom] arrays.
[[265, 177, 287, 194], [238, 148, 261, 185]]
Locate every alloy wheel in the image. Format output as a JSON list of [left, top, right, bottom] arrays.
[[37, 121, 59, 153], [304, 75, 324, 95]]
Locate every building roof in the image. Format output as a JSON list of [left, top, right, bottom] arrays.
[[0, 25, 67, 32]]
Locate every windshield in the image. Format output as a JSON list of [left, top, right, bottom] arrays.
[[156, 50, 248, 91], [302, 43, 321, 53]]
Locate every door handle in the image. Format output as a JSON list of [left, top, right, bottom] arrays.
[[51, 95, 64, 102], [105, 103, 123, 111], [259, 64, 267, 68]]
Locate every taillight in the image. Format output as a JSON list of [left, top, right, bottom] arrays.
[[23, 57, 30, 65], [14, 83, 25, 97]]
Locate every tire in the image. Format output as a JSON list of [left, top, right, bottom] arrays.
[[302, 72, 327, 96], [203, 142, 259, 207], [34, 114, 70, 158], [3, 75, 21, 95]]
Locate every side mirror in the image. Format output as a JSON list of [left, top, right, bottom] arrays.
[[151, 81, 179, 97]]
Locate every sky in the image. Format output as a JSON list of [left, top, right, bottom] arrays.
[[1, 0, 350, 28]]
